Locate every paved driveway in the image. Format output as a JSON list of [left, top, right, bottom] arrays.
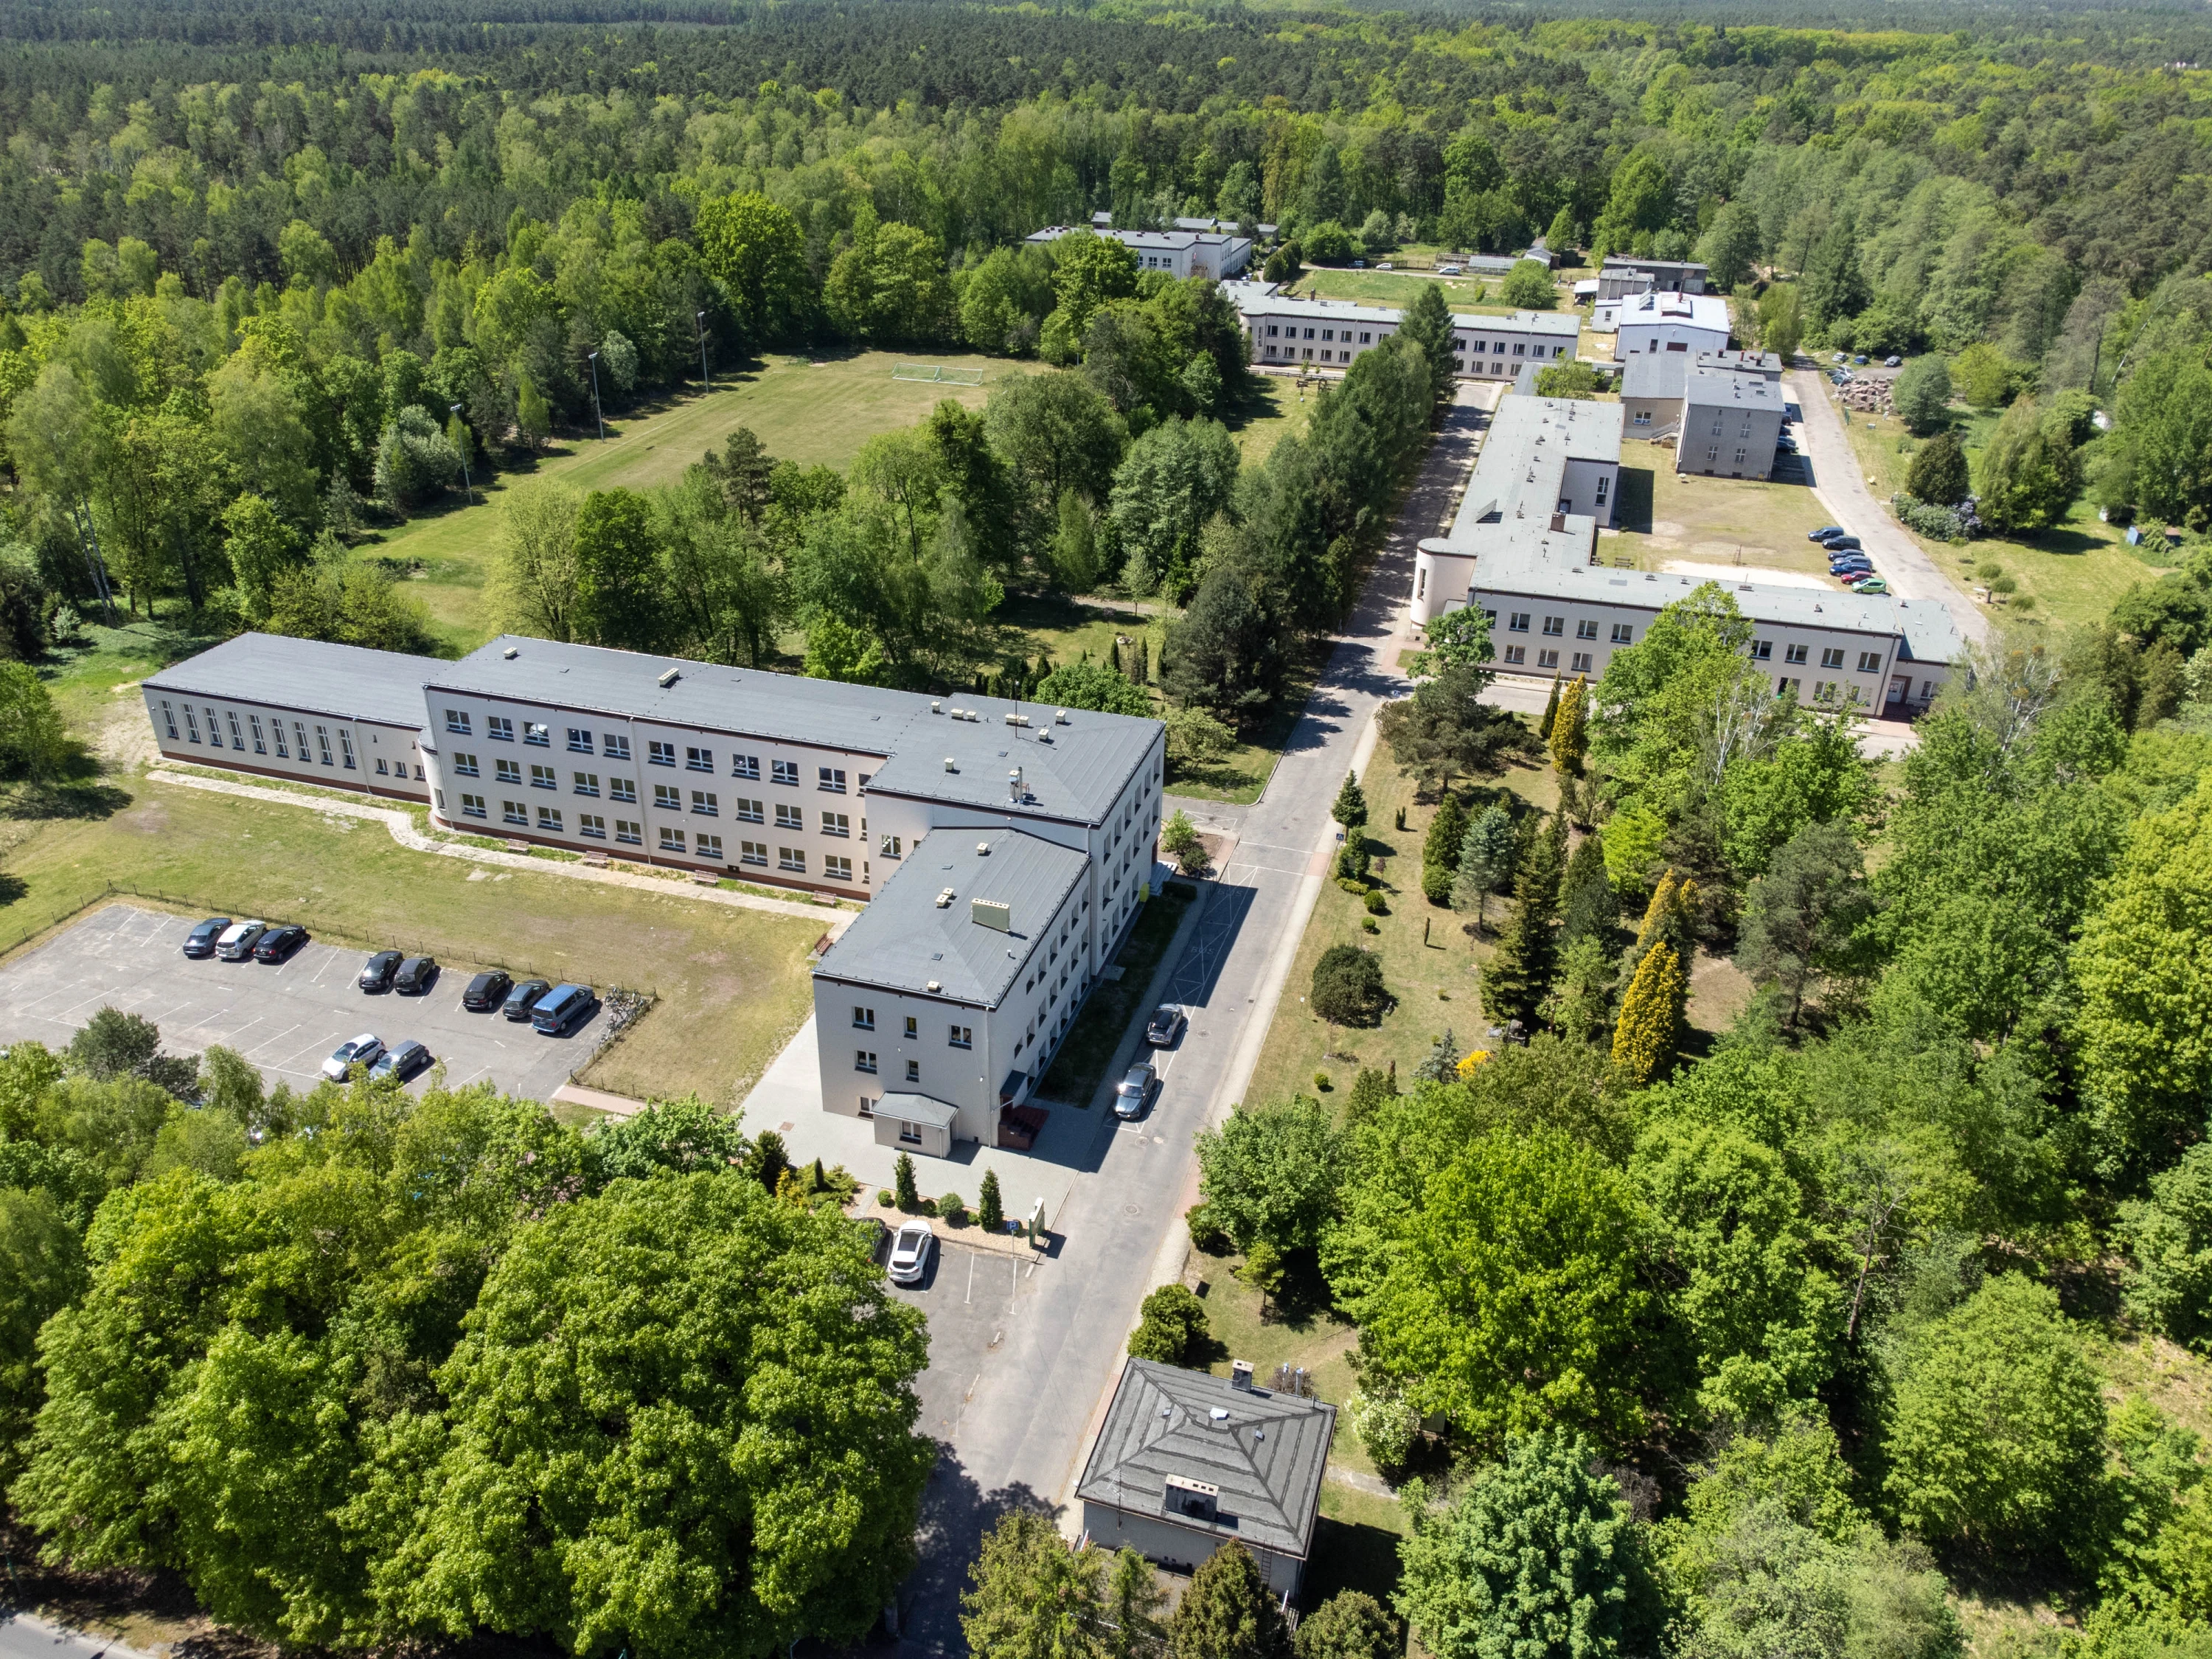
[[0, 903, 595, 1101], [1791, 366, 1989, 650]]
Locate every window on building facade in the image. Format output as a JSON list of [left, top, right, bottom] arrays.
[[503, 800, 526, 825], [1508, 613, 1530, 633], [530, 764, 556, 788], [487, 717, 513, 740], [740, 841, 768, 866], [1576, 619, 1598, 639], [248, 714, 267, 753], [496, 759, 521, 785], [523, 723, 550, 747], [1820, 647, 1845, 669], [779, 847, 805, 872], [567, 728, 593, 752], [822, 811, 849, 837], [660, 826, 686, 852], [772, 759, 799, 786], [610, 778, 636, 804], [1542, 616, 1565, 636], [460, 793, 487, 819], [604, 734, 631, 760], [615, 819, 642, 845], [776, 803, 802, 830], [880, 834, 902, 858], [578, 814, 606, 838], [446, 709, 470, 734], [698, 833, 723, 860], [824, 855, 852, 881], [690, 790, 717, 815], [855, 1051, 877, 1074], [654, 784, 681, 810], [1612, 623, 1634, 644], [574, 773, 598, 796], [537, 806, 562, 832], [648, 741, 675, 766], [1537, 649, 1559, 669], [1571, 653, 1593, 673], [737, 798, 763, 822], [686, 746, 713, 771], [1785, 644, 1809, 665], [1858, 651, 1883, 673], [1503, 644, 1526, 664]]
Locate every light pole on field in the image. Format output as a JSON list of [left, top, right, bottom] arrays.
[[449, 403, 473, 503], [695, 310, 712, 393], [586, 350, 605, 441]]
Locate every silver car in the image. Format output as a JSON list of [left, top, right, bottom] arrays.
[[321, 1033, 384, 1081], [1115, 1061, 1157, 1119], [888, 1222, 934, 1286], [1146, 1004, 1186, 1046]]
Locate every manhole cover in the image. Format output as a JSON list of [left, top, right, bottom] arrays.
[[1124, 1204, 1144, 1216]]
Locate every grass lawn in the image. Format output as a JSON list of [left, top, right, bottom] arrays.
[[361, 351, 1041, 650], [1601, 453, 1843, 580], [1310, 1485, 1410, 1613], [1038, 883, 1195, 1105], [1288, 267, 1523, 313], [0, 776, 821, 1105], [1835, 396, 2163, 633], [1223, 372, 1312, 466], [1243, 732, 1749, 1109]]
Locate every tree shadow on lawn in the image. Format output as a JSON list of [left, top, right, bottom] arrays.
[[1613, 465, 1658, 535]]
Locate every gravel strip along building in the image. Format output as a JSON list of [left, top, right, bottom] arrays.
[[143, 633, 1165, 1147]]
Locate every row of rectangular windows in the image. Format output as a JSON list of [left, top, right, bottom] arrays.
[[1262, 323, 1381, 343], [440, 714, 860, 790], [1505, 613, 1636, 643], [159, 700, 431, 779], [446, 792, 861, 876], [1489, 619, 1881, 678], [444, 758, 872, 827], [852, 1009, 974, 1046]]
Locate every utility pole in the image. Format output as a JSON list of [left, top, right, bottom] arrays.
[[450, 403, 474, 504], [695, 310, 712, 394], [586, 350, 604, 442]]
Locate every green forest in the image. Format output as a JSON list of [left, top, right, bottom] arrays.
[[0, 1, 2211, 1658]]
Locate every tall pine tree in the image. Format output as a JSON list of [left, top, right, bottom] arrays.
[[1481, 810, 1566, 1025], [1422, 792, 1469, 905], [1538, 676, 1562, 742], [1332, 771, 1369, 830], [1611, 941, 1686, 1085], [1549, 678, 1587, 776], [1397, 282, 1458, 418], [1557, 832, 1615, 951]]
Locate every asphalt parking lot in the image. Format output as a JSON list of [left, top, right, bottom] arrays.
[[0, 903, 598, 1100], [890, 1232, 1054, 1444]]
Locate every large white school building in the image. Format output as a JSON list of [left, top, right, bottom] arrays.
[[1222, 282, 1582, 379], [1411, 394, 1961, 714], [142, 633, 1166, 1153]]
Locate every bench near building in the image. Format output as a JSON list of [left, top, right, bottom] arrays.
[[142, 633, 1165, 1149], [1077, 1360, 1335, 1601], [1411, 394, 1960, 713]]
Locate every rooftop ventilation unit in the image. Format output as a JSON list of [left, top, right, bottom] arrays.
[[1009, 768, 1025, 801], [976, 841, 991, 855], [972, 898, 1011, 931], [1164, 1475, 1221, 1524], [657, 667, 680, 687], [935, 888, 956, 908], [931, 700, 942, 714], [945, 757, 957, 772], [502, 645, 519, 659], [1056, 709, 1071, 725], [926, 978, 942, 992]]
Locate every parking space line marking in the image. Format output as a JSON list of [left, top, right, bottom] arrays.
[[243, 1023, 300, 1059], [965, 1252, 974, 1305]]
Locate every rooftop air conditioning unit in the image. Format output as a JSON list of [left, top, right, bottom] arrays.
[[657, 667, 680, 687], [976, 841, 991, 855], [972, 899, 1011, 931]]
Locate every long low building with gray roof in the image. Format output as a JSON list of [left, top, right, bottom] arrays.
[[1411, 392, 1961, 714], [141, 630, 1164, 1149]]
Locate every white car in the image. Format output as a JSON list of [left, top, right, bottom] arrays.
[[888, 1222, 934, 1286], [322, 1033, 385, 1081]]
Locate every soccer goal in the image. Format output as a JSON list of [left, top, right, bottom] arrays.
[[892, 363, 985, 386]]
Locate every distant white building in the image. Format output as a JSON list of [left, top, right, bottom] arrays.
[[1026, 224, 1251, 280], [1615, 290, 1732, 358], [1411, 392, 1959, 714], [1224, 284, 1579, 379]]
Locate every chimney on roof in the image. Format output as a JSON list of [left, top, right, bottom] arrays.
[[1231, 1359, 1255, 1391], [1550, 512, 1567, 532]]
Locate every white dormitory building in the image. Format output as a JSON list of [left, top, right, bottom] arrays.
[[1226, 284, 1580, 378], [1615, 290, 1733, 358], [1411, 394, 1961, 715], [1024, 224, 1251, 280], [142, 633, 1165, 1155]]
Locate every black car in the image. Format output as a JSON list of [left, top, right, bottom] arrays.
[[394, 956, 438, 995], [462, 970, 513, 1012], [183, 917, 231, 959], [360, 950, 402, 992], [252, 924, 307, 963], [502, 978, 553, 1020]]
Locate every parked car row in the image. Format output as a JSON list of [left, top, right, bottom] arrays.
[[183, 917, 310, 963], [319, 1034, 432, 1083], [1806, 526, 1890, 594]]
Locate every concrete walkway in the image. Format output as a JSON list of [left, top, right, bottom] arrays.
[[147, 768, 858, 933], [1790, 367, 1991, 650]]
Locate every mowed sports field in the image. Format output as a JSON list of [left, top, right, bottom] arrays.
[[368, 350, 1043, 648]]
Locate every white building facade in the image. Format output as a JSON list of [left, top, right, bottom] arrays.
[[1228, 285, 1580, 380], [1025, 224, 1251, 280], [1615, 290, 1733, 358]]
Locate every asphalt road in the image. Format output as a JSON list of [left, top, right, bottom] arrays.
[[0, 1614, 150, 1659], [894, 386, 1495, 1652], [0, 902, 596, 1101], [1791, 366, 1991, 653]]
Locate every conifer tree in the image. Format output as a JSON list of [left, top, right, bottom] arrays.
[[1481, 812, 1565, 1024], [978, 1167, 1004, 1232], [1549, 678, 1587, 776], [1332, 771, 1368, 830], [1539, 676, 1562, 741], [1169, 1543, 1285, 1659], [1422, 792, 1469, 905], [1557, 832, 1616, 951], [1611, 940, 1686, 1085]]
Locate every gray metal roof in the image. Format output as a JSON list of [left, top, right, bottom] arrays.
[[145, 632, 439, 731], [1077, 1360, 1336, 1561], [431, 637, 1161, 828], [1621, 352, 1690, 403], [1473, 560, 1952, 650], [1686, 362, 1784, 411], [873, 1092, 958, 1128], [814, 828, 1090, 1007]]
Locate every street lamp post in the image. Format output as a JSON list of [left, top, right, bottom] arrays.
[[449, 403, 474, 504], [695, 310, 712, 394], [586, 350, 605, 442]]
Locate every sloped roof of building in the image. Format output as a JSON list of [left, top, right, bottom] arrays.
[[814, 827, 1089, 1007], [1685, 361, 1786, 412], [1620, 291, 1732, 333], [145, 632, 439, 730], [428, 636, 1160, 828], [1621, 351, 1691, 403], [1452, 309, 1582, 338], [1077, 1360, 1336, 1561]]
